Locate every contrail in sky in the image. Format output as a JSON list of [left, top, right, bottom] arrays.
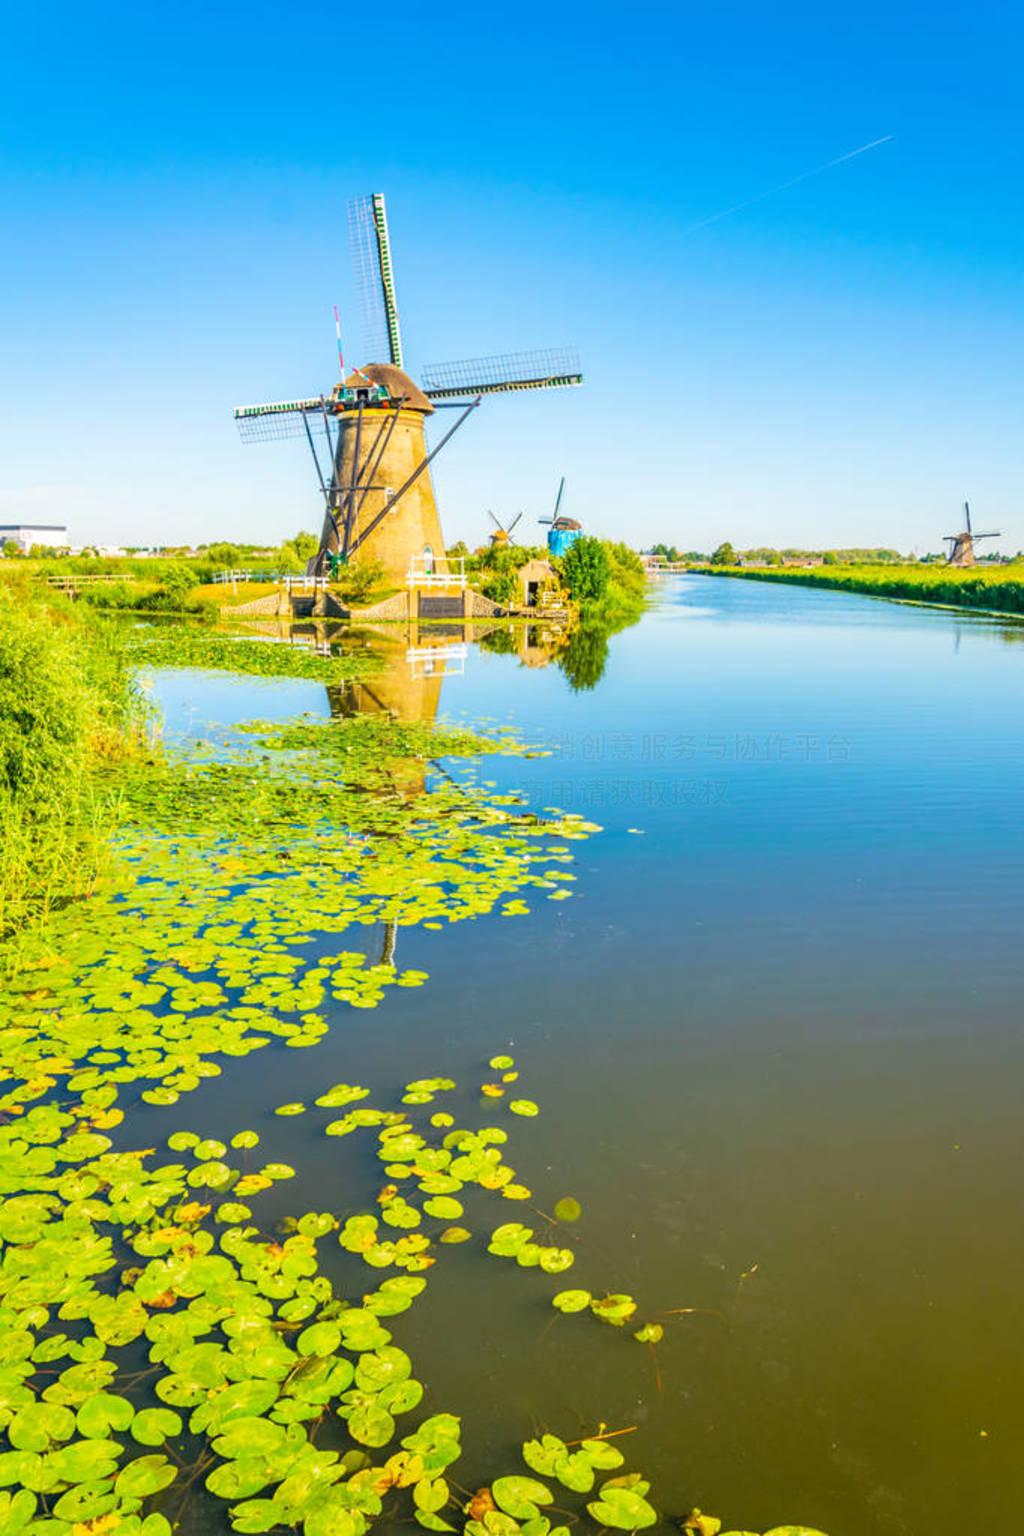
[[680, 134, 894, 235]]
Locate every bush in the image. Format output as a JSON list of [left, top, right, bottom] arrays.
[[561, 537, 610, 604], [332, 558, 386, 604]]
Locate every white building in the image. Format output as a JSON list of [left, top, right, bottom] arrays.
[[0, 524, 69, 553]]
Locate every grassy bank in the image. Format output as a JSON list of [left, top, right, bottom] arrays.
[[699, 562, 1024, 615], [0, 583, 148, 936]]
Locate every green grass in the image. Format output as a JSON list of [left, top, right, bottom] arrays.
[[700, 561, 1024, 615]]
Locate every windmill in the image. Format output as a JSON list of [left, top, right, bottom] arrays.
[[487, 511, 523, 548], [944, 501, 1000, 566], [234, 194, 582, 583], [538, 476, 582, 556]]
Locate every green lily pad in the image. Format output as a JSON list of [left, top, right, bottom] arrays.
[[76, 1393, 136, 1437], [492, 1477, 553, 1519], [213, 1416, 287, 1459], [590, 1293, 637, 1326], [112, 1453, 178, 1501], [297, 1321, 342, 1357], [131, 1408, 182, 1446], [587, 1487, 658, 1530], [551, 1290, 591, 1313], [347, 1402, 395, 1448], [633, 1324, 664, 1344], [0, 1489, 36, 1534]]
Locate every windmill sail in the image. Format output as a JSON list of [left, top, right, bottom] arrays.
[[233, 399, 334, 443], [421, 348, 582, 399], [348, 194, 403, 369]]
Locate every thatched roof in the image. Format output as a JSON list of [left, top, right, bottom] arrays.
[[358, 364, 434, 414]]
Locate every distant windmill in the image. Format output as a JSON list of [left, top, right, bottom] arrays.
[[487, 511, 523, 548], [944, 501, 1000, 566], [233, 193, 583, 583], [538, 475, 582, 556]]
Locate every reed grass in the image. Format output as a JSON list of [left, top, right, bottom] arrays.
[[0, 580, 147, 936]]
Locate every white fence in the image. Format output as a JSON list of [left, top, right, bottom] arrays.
[[214, 570, 330, 593], [405, 555, 466, 590]]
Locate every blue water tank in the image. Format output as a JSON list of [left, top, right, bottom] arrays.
[[548, 525, 581, 558]]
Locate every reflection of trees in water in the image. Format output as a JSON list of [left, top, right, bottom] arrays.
[[478, 628, 518, 656], [557, 623, 610, 691]]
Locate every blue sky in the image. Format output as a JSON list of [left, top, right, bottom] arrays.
[[2, 1, 1021, 554]]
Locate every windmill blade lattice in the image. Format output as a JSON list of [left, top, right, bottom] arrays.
[[348, 194, 403, 368], [422, 348, 582, 399], [233, 399, 332, 443]]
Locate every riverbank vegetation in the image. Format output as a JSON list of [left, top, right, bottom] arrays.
[[447, 538, 647, 624], [0, 583, 148, 937], [699, 562, 1024, 615]]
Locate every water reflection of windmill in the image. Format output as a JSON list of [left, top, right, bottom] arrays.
[[233, 193, 582, 583], [944, 502, 1000, 566], [322, 627, 472, 971]]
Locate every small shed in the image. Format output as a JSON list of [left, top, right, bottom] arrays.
[[517, 558, 558, 609]]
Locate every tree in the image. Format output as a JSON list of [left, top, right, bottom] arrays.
[[154, 564, 196, 609], [290, 531, 319, 560], [561, 536, 610, 604], [710, 542, 736, 566]]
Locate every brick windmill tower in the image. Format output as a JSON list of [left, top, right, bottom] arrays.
[[234, 195, 582, 584]]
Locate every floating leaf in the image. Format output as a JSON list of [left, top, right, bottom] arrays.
[[508, 1100, 538, 1118], [682, 1514, 722, 1536], [633, 1324, 664, 1344], [579, 1440, 625, 1470], [297, 1322, 342, 1357], [423, 1196, 463, 1220], [552, 1290, 591, 1313], [347, 1402, 395, 1448], [488, 1224, 533, 1258], [552, 1197, 581, 1223], [587, 1487, 658, 1530], [492, 1477, 553, 1519], [413, 1477, 449, 1513], [538, 1248, 574, 1274], [76, 1393, 135, 1437], [115, 1454, 178, 1499], [131, 1407, 182, 1446], [590, 1293, 637, 1326]]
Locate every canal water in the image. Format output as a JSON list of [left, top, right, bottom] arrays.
[[152, 576, 1024, 1536]]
